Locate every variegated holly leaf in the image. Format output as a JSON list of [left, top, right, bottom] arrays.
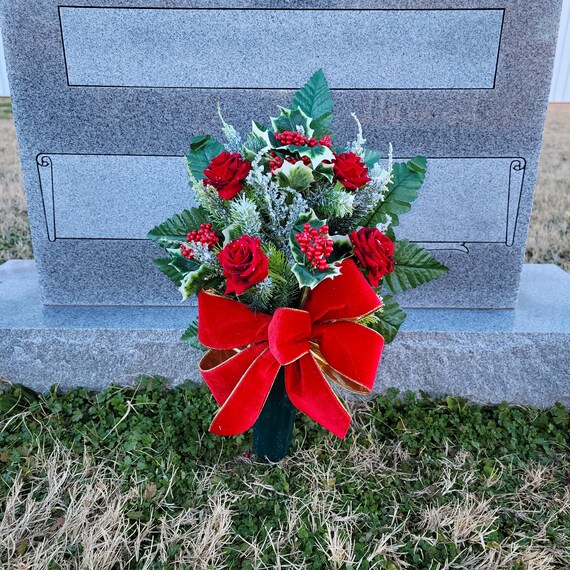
[[277, 144, 335, 169], [276, 161, 314, 191], [179, 264, 211, 301], [289, 210, 341, 289], [271, 107, 314, 138]]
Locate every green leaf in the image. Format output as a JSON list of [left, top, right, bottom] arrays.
[[179, 265, 211, 301], [154, 258, 184, 287], [383, 240, 449, 294], [271, 107, 314, 138], [147, 207, 211, 249], [361, 156, 427, 228], [291, 69, 334, 136], [289, 210, 342, 290], [276, 161, 314, 191], [279, 144, 335, 169], [181, 320, 207, 351], [363, 149, 381, 170], [186, 135, 224, 180], [364, 296, 407, 344]]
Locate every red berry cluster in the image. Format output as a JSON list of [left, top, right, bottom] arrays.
[[295, 223, 334, 270], [274, 131, 332, 148], [180, 223, 219, 259], [269, 151, 311, 173]]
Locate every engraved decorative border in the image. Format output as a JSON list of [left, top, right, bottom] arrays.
[[36, 152, 526, 254], [57, 6, 505, 91]]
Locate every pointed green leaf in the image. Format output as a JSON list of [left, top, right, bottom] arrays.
[[271, 107, 314, 137], [154, 258, 184, 287], [363, 149, 381, 170], [361, 156, 427, 228], [147, 207, 211, 249], [383, 240, 449, 294], [291, 69, 333, 136], [278, 144, 335, 169], [181, 320, 207, 351], [276, 161, 314, 191], [364, 296, 407, 344], [186, 135, 225, 179], [179, 265, 211, 301]]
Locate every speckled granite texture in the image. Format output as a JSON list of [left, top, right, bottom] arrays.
[[0, 0, 564, 307], [1, 261, 569, 406]]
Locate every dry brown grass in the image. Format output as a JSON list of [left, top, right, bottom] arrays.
[[0, 102, 568, 270], [0, 103, 32, 263], [526, 104, 570, 272]]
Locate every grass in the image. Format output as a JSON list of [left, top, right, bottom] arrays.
[[0, 379, 569, 569], [0, 102, 569, 568]]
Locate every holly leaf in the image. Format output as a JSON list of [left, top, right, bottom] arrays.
[[291, 69, 334, 137], [276, 161, 314, 191], [179, 265, 211, 301], [147, 207, 211, 249], [271, 107, 314, 138], [364, 296, 407, 344], [186, 135, 224, 180], [289, 210, 342, 289], [154, 258, 184, 287], [181, 320, 207, 351], [278, 144, 335, 169], [382, 240, 448, 294], [361, 156, 427, 228]]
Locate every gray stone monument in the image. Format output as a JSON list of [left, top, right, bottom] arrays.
[[1, 0, 569, 404]]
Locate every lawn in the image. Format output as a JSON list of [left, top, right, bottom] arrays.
[[0, 103, 569, 569]]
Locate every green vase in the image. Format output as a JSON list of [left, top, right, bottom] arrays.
[[253, 368, 296, 462]]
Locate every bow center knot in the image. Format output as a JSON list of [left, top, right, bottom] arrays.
[[267, 308, 312, 365]]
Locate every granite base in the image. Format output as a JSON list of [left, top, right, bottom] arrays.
[[1, 261, 569, 407]]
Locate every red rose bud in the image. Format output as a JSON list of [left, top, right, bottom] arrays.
[[350, 228, 395, 287], [217, 235, 269, 295], [203, 151, 252, 200], [333, 152, 371, 190]]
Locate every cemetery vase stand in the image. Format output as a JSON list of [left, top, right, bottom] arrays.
[[253, 368, 296, 462]]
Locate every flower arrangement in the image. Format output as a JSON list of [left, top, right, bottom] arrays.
[[148, 70, 448, 458]]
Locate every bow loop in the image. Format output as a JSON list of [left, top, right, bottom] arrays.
[[268, 308, 312, 365]]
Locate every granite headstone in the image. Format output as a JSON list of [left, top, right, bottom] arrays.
[[0, 0, 564, 309]]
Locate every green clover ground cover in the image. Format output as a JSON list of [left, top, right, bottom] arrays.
[[1, 379, 569, 569]]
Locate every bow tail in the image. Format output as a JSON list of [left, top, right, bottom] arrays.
[[208, 347, 281, 436], [285, 354, 351, 439]]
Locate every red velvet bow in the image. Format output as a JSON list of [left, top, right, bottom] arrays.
[[198, 259, 384, 439]]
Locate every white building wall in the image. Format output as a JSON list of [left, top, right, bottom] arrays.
[[1, 8, 570, 101]]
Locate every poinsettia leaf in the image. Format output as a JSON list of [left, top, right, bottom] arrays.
[[179, 264, 211, 301], [186, 135, 225, 180], [181, 319, 207, 351], [147, 207, 211, 249], [363, 149, 381, 170], [383, 240, 448, 294], [291, 69, 333, 134], [361, 156, 427, 228], [271, 107, 314, 138], [364, 296, 407, 344], [278, 144, 335, 169]]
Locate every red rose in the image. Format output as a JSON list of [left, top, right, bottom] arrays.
[[333, 152, 371, 190], [350, 228, 395, 287], [203, 151, 252, 200], [217, 235, 269, 295]]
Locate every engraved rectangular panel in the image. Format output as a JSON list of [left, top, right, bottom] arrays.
[[59, 7, 504, 89], [36, 154, 524, 246]]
